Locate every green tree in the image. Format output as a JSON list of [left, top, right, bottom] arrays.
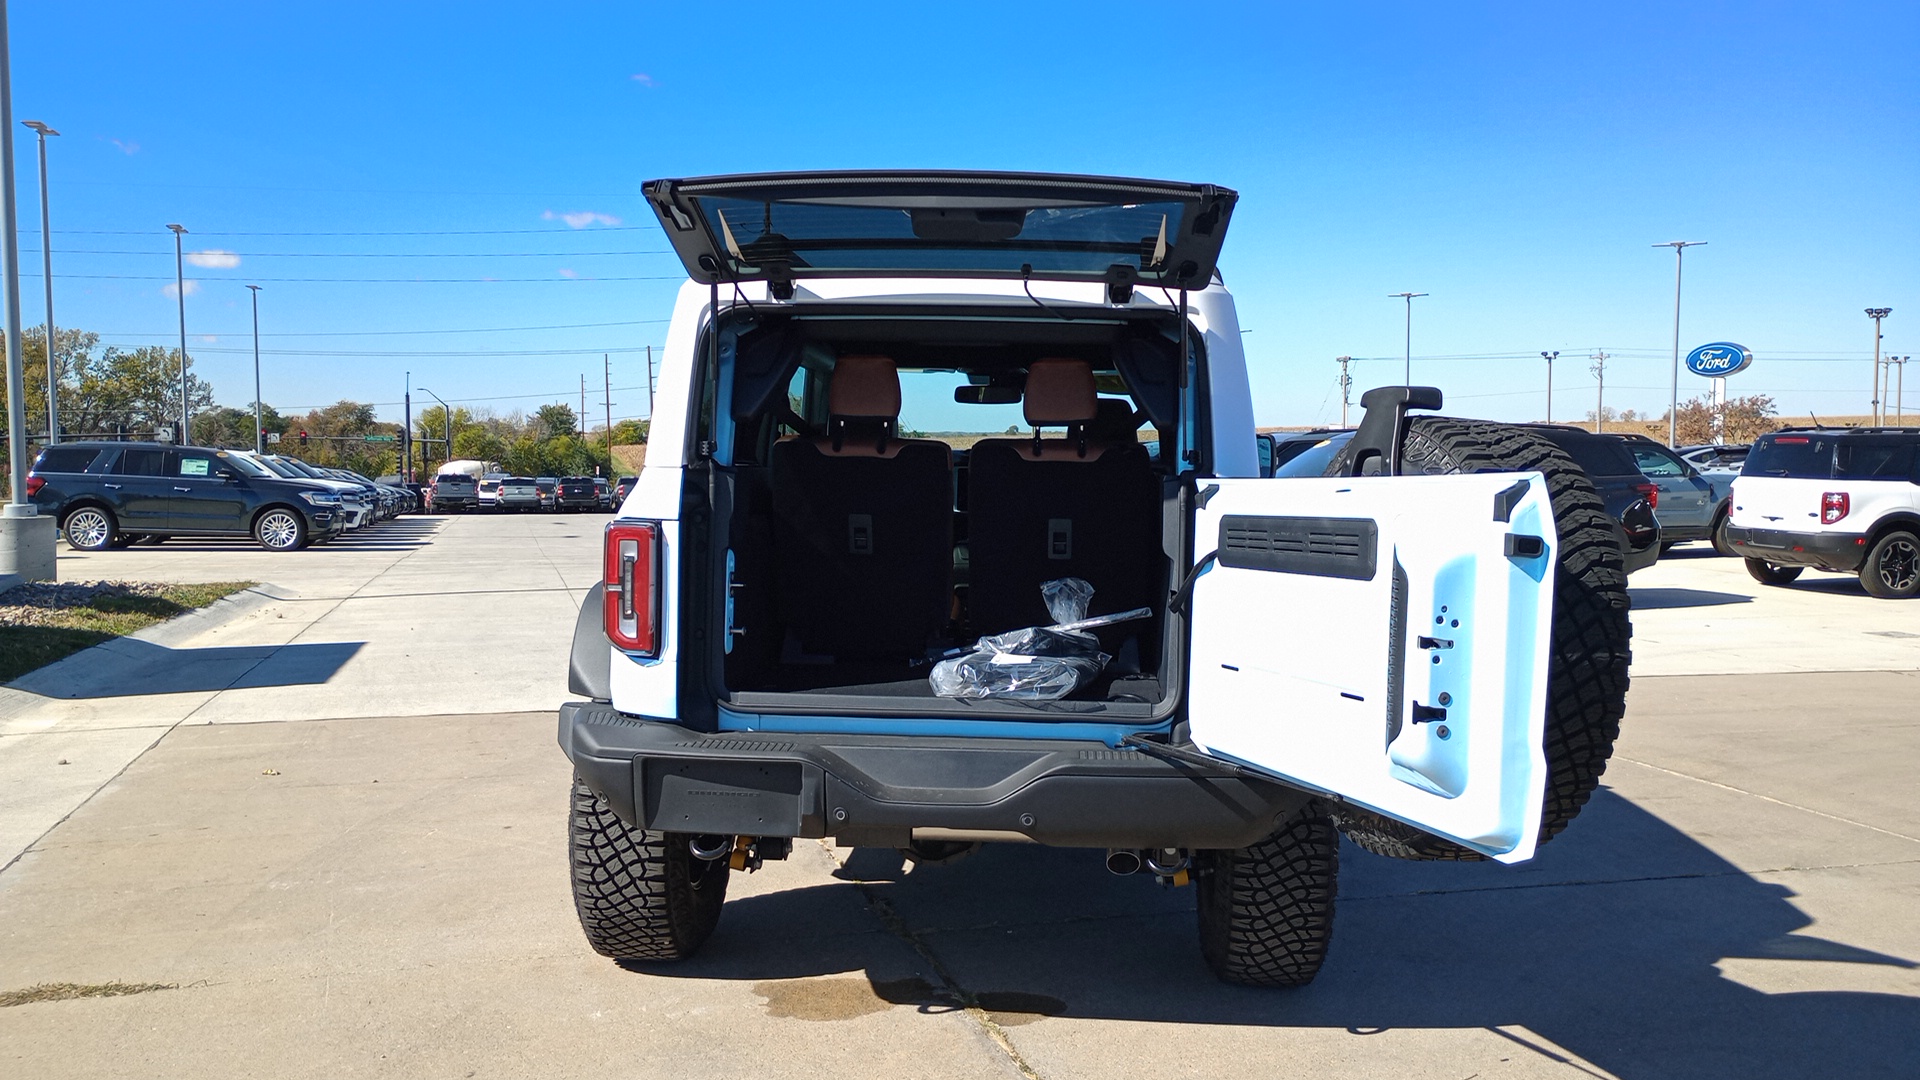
[[534, 403, 579, 440], [453, 426, 507, 464], [608, 418, 649, 445]]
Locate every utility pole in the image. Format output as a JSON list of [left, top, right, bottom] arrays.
[[23, 120, 55, 443], [603, 352, 613, 449], [247, 285, 263, 454], [1540, 351, 1559, 423], [1655, 240, 1706, 447], [1388, 292, 1426, 384], [645, 345, 655, 417], [1591, 351, 1608, 433], [1866, 308, 1891, 425], [1336, 356, 1353, 427], [168, 223, 190, 441], [580, 375, 587, 431], [403, 370, 412, 482], [1893, 356, 1908, 424]]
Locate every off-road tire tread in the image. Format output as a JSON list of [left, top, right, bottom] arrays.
[[1327, 417, 1633, 861], [1195, 810, 1340, 986], [568, 776, 729, 961], [1860, 530, 1920, 599]]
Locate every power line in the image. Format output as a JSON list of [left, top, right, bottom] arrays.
[[15, 273, 683, 283], [92, 317, 671, 339], [166, 344, 665, 358], [47, 248, 675, 258], [18, 225, 653, 237]]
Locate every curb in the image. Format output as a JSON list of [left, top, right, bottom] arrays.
[[125, 583, 295, 650]]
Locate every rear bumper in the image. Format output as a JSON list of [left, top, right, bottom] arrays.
[[558, 701, 1310, 849], [1724, 525, 1867, 571]]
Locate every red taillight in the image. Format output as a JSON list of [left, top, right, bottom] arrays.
[[1635, 482, 1658, 510], [603, 521, 661, 656], [25, 475, 44, 497], [1821, 492, 1849, 525]]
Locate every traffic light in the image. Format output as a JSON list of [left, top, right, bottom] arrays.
[[299, 430, 309, 447]]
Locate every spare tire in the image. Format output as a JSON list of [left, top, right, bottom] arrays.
[[1325, 417, 1633, 860]]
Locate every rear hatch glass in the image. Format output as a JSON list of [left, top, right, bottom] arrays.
[[646, 171, 1237, 290], [1744, 435, 1837, 478], [1536, 431, 1641, 478]]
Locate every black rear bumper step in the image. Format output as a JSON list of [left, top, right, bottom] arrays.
[[559, 701, 1309, 849]]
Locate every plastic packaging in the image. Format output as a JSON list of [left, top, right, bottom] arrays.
[[929, 578, 1149, 701]]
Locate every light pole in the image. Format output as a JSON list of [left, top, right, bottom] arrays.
[[247, 285, 263, 453], [1389, 292, 1426, 384], [1892, 356, 1908, 424], [1655, 241, 1707, 447], [22, 119, 54, 443], [418, 386, 452, 472], [1540, 351, 1559, 423], [1866, 308, 1891, 425], [1591, 351, 1608, 433], [167, 223, 189, 441]]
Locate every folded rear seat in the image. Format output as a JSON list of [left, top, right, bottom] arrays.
[[966, 359, 1163, 651], [770, 356, 954, 662]]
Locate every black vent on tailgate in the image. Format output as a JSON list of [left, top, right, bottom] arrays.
[[1217, 515, 1378, 580]]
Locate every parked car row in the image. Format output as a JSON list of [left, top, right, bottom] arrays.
[[426, 472, 636, 513], [26, 441, 420, 552]]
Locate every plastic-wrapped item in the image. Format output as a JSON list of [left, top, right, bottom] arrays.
[[930, 578, 1149, 701]]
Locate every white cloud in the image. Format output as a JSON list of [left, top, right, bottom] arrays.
[[110, 138, 139, 155], [162, 280, 201, 299], [630, 73, 655, 87], [186, 249, 241, 269], [196, 334, 220, 344], [558, 268, 578, 279], [542, 209, 622, 229]]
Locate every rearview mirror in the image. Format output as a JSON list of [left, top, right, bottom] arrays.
[[954, 385, 1022, 405]]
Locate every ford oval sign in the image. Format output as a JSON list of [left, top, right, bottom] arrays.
[[1685, 342, 1753, 377]]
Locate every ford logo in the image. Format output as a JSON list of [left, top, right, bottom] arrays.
[[1685, 342, 1753, 377]]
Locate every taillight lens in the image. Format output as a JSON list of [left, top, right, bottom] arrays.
[[603, 521, 661, 656], [25, 475, 44, 497], [1635, 482, 1658, 510], [1821, 492, 1849, 525]]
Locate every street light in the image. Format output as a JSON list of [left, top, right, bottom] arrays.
[[167, 223, 189, 441], [1866, 308, 1892, 425], [22, 119, 55, 444], [1891, 357, 1909, 424], [417, 386, 453, 471], [1388, 292, 1427, 384], [1540, 351, 1559, 423], [1655, 241, 1707, 447], [247, 285, 263, 453]]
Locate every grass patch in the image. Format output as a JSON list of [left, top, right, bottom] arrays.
[[0, 581, 254, 683], [0, 981, 179, 1008]]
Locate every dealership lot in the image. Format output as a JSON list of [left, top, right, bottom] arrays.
[[1, 523, 1917, 1079]]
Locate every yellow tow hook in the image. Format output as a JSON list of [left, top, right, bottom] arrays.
[[1169, 868, 1191, 887], [728, 836, 762, 872]]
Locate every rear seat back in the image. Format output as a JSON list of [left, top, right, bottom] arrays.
[[966, 359, 1163, 647], [770, 356, 954, 660]]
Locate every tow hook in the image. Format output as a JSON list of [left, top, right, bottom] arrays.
[[1147, 848, 1192, 887]]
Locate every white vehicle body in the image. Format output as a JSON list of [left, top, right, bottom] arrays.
[[1726, 428, 1920, 594]]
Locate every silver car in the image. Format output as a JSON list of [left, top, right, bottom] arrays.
[[1616, 436, 1726, 549]]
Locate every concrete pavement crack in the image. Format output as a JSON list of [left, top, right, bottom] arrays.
[[1614, 756, 1920, 845]]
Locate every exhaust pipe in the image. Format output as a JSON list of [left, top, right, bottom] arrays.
[[1105, 849, 1143, 875], [688, 835, 735, 862], [1145, 848, 1189, 877]]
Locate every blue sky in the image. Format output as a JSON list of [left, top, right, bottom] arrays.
[[9, 1, 1917, 432]]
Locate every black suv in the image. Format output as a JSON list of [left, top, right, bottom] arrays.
[[28, 441, 348, 551], [1523, 426, 1662, 573], [555, 476, 600, 512]]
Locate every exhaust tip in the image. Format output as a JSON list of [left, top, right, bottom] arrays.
[[1106, 849, 1143, 875]]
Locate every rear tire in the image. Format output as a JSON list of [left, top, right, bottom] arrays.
[[61, 506, 118, 551], [1710, 510, 1736, 557], [1745, 558, 1803, 586], [1195, 809, 1339, 987], [1324, 416, 1633, 861], [569, 776, 730, 961], [1860, 531, 1920, 599]]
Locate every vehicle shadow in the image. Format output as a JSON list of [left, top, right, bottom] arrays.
[[7, 638, 363, 697], [629, 791, 1920, 1079], [1628, 587, 1754, 609]]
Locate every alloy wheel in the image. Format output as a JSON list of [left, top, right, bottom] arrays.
[[258, 511, 301, 550], [1878, 537, 1919, 594], [65, 509, 113, 550]]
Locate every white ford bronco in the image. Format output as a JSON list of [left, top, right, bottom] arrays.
[[1725, 426, 1920, 598], [559, 172, 1632, 985]]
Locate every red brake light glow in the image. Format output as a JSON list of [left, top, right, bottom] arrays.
[[1635, 481, 1658, 509], [1821, 492, 1849, 525], [25, 475, 44, 497], [603, 521, 661, 656]]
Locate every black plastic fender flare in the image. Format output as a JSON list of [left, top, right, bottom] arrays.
[[569, 583, 613, 701]]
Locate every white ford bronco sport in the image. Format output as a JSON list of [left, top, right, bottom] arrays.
[[559, 172, 1632, 986], [1726, 426, 1920, 598]]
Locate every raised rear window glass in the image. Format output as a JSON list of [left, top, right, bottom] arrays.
[[1744, 435, 1837, 478], [1628, 445, 1686, 478], [33, 447, 100, 473], [698, 197, 1188, 278], [1538, 432, 1639, 476], [114, 448, 168, 476]]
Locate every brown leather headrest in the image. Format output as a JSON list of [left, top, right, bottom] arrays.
[[1023, 358, 1097, 426], [828, 355, 901, 419]]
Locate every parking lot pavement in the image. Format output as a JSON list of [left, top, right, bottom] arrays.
[[0, 512, 605, 870], [1627, 545, 1920, 676], [2, 534, 1917, 1078]]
